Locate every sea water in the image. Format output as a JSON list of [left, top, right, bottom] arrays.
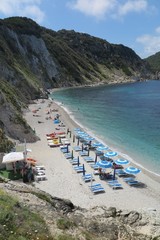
[[51, 81, 160, 175]]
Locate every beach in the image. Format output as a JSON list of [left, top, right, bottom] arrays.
[[23, 98, 160, 213]]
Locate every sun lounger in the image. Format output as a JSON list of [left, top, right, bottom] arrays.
[[91, 187, 105, 193], [74, 146, 82, 151], [89, 183, 105, 193], [108, 182, 123, 189], [35, 174, 47, 181], [69, 158, 80, 165], [61, 148, 69, 153], [123, 177, 135, 182], [80, 151, 89, 156], [82, 174, 95, 182], [126, 180, 141, 186], [64, 153, 73, 159], [35, 165, 45, 170], [73, 166, 85, 173], [89, 183, 102, 188], [107, 180, 118, 184], [115, 169, 128, 177], [89, 163, 99, 170], [83, 156, 94, 162]]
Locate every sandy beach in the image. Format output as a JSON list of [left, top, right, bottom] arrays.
[[23, 98, 160, 213]]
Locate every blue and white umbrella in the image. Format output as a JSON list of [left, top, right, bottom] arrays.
[[115, 158, 129, 165], [96, 160, 112, 169], [92, 142, 104, 148], [96, 146, 109, 152], [124, 166, 141, 175], [104, 151, 118, 158]]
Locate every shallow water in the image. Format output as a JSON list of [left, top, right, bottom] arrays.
[[51, 81, 160, 175]]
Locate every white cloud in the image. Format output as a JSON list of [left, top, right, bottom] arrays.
[[68, 0, 153, 19], [117, 0, 148, 16], [136, 28, 160, 57], [67, 0, 117, 19], [0, 0, 45, 23], [155, 26, 160, 34]]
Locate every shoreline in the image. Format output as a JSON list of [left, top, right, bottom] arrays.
[[52, 98, 160, 184], [23, 98, 160, 213]]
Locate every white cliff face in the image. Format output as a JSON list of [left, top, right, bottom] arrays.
[[4, 27, 58, 86], [21, 34, 58, 79]]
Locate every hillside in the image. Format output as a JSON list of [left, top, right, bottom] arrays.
[[0, 16, 153, 144], [0, 179, 160, 240], [145, 52, 160, 77]]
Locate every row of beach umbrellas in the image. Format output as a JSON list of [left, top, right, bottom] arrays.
[[74, 128, 141, 175]]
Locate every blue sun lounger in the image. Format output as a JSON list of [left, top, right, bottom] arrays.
[[82, 174, 95, 182], [80, 151, 89, 156], [115, 169, 128, 177], [89, 163, 99, 170], [70, 160, 80, 165], [61, 148, 69, 153], [74, 146, 82, 151], [126, 180, 140, 186], [91, 187, 105, 193], [83, 156, 94, 162], [64, 153, 73, 159], [108, 180, 123, 189], [89, 183, 105, 193], [73, 166, 85, 173], [123, 177, 135, 182]]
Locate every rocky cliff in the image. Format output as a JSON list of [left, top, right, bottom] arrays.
[[0, 16, 153, 144], [0, 179, 160, 240]]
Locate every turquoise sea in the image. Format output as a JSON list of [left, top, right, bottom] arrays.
[[51, 81, 160, 175]]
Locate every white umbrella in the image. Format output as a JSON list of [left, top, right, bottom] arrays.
[[2, 152, 24, 164], [115, 158, 129, 165], [104, 151, 118, 158], [124, 166, 141, 175]]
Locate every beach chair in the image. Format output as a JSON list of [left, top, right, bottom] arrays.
[[126, 180, 141, 186], [64, 153, 73, 159], [91, 187, 105, 193], [89, 163, 99, 170], [123, 177, 135, 182], [35, 165, 45, 170], [115, 169, 128, 177], [74, 146, 82, 151], [80, 151, 89, 156], [69, 158, 80, 165], [73, 166, 85, 173], [61, 148, 69, 153], [83, 156, 94, 162], [35, 174, 47, 181], [89, 183, 105, 194], [82, 174, 95, 182], [108, 182, 123, 189]]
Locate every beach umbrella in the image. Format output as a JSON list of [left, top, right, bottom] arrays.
[[71, 150, 74, 159], [83, 164, 85, 176], [96, 146, 109, 152], [82, 144, 84, 151], [66, 144, 69, 153], [115, 158, 130, 165], [124, 166, 141, 175], [104, 151, 118, 158], [92, 142, 104, 148], [96, 160, 112, 169], [95, 154, 98, 163], [87, 149, 90, 156], [77, 156, 80, 166]]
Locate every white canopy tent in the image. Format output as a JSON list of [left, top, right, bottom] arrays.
[[2, 152, 24, 164]]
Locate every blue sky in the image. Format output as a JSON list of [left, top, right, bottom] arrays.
[[0, 0, 160, 58]]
